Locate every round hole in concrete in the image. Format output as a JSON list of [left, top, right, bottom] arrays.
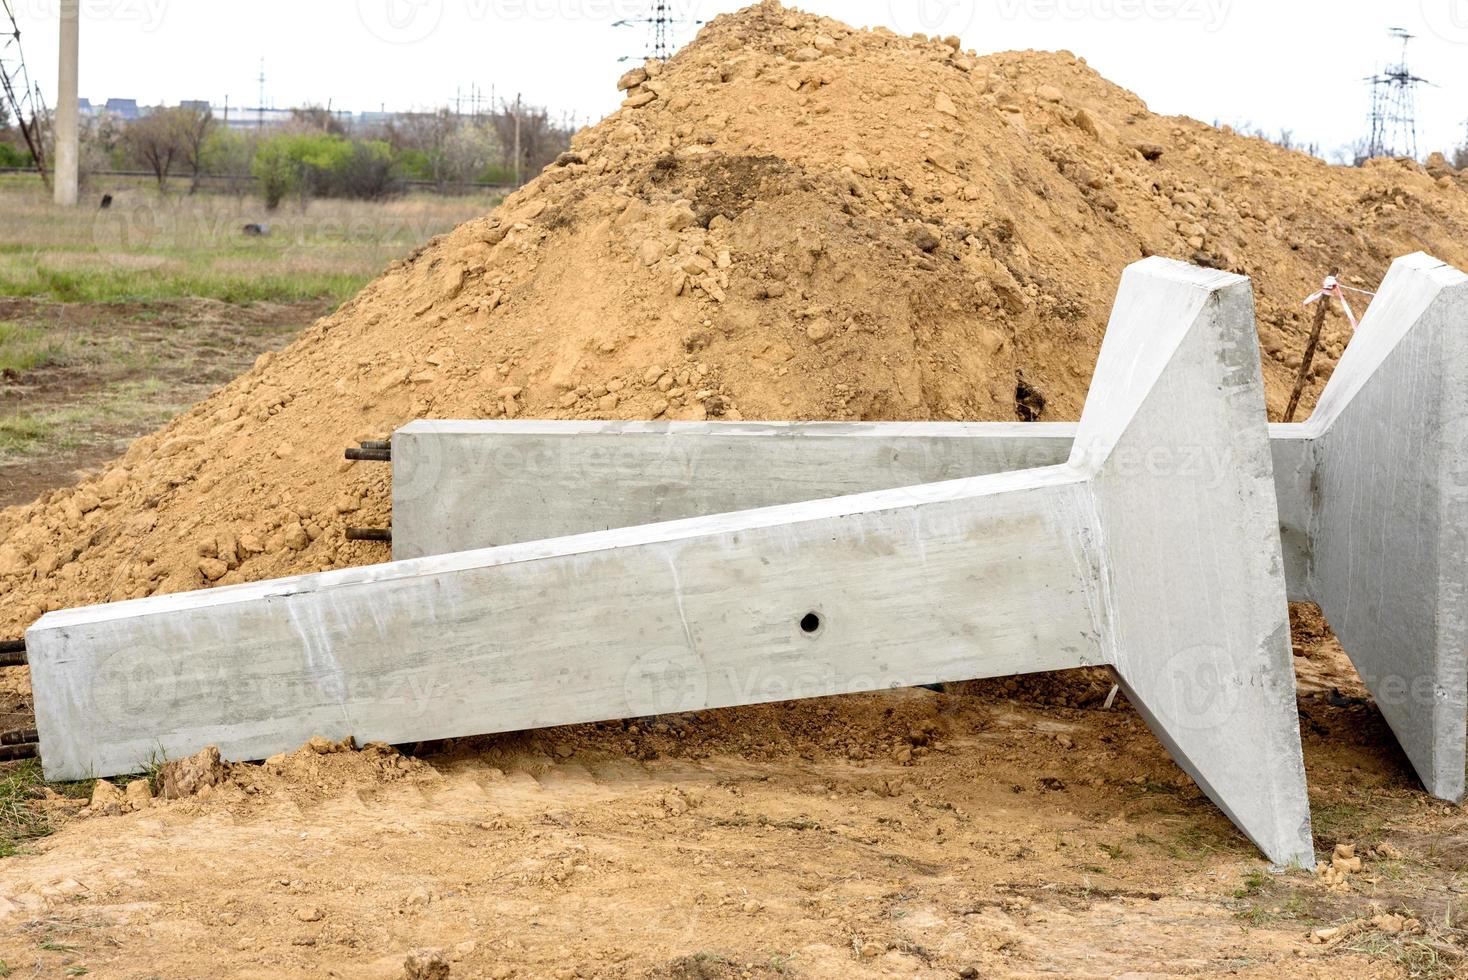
[[800, 612, 823, 635]]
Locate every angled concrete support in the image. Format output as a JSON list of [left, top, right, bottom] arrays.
[[27, 259, 1313, 865], [1297, 254, 1467, 803], [392, 253, 1467, 804]]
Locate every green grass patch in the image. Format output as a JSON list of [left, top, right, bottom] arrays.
[[0, 263, 366, 305], [1233, 903, 1272, 927], [0, 413, 53, 455], [0, 321, 70, 374], [0, 376, 192, 462], [1234, 870, 1272, 899], [1311, 801, 1385, 843], [0, 760, 99, 860], [0, 760, 54, 857]]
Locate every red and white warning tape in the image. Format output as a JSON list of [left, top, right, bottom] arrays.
[[1303, 275, 1376, 330]]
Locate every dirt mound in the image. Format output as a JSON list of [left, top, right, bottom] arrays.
[[5, 0, 1468, 642]]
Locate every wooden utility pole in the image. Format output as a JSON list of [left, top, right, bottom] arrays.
[[513, 93, 522, 186], [1284, 269, 1340, 423]]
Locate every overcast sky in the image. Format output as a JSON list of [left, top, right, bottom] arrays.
[[9, 0, 1468, 159]]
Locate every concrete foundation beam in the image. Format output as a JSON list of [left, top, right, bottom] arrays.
[[27, 259, 1314, 865], [391, 253, 1468, 804], [394, 422, 1316, 594]]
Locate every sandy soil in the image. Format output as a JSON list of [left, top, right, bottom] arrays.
[[0, 627, 1463, 979]]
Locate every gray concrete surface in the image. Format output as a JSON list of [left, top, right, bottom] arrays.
[[26, 258, 1313, 865], [392, 253, 1466, 805], [1299, 254, 1467, 803], [53, 1, 80, 207], [393, 421, 1316, 596]]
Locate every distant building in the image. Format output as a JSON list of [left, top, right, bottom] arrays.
[[180, 99, 211, 113], [103, 98, 140, 120], [221, 106, 296, 131], [77, 97, 94, 115]]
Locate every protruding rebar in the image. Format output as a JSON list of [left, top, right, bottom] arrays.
[[346, 447, 392, 462], [347, 528, 393, 543], [0, 639, 25, 668], [0, 743, 38, 762], [1, 729, 38, 746], [360, 440, 390, 451]]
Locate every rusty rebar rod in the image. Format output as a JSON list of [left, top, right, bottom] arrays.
[[0, 639, 26, 668]]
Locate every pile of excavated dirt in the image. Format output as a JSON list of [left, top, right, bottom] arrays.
[[5, 0, 1468, 643]]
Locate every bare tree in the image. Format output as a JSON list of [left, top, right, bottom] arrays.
[[290, 103, 347, 136], [124, 109, 181, 190], [171, 105, 216, 194], [1331, 139, 1372, 167], [491, 99, 571, 186], [388, 108, 457, 191]]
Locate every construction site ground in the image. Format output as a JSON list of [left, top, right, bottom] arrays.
[[2, 2, 1468, 975], [0, 636, 1464, 978]]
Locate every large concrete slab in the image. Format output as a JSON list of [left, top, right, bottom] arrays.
[[27, 258, 1313, 865], [1299, 254, 1467, 803], [393, 421, 1316, 595], [391, 253, 1467, 804]]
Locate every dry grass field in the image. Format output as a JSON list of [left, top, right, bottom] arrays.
[[0, 176, 496, 503], [0, 174, 494, 303]]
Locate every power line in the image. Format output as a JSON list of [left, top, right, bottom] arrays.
[[0, 0, 50, 186], [1363, 27, 1433, 162], [614, 1, 700, 63]]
